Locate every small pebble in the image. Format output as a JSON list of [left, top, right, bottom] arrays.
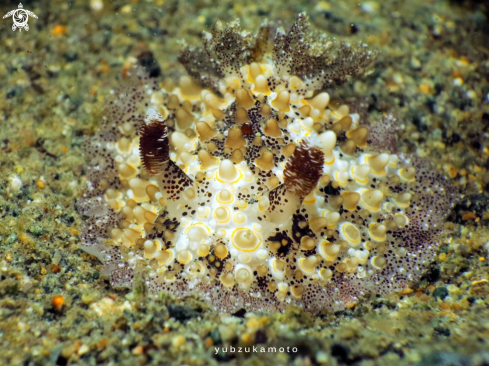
[[8, 175, 22, 193], [90, 0, 104, 11], [411, 56, 421, 69], [361, 1, 379, 13], [172, 335, 186, 348], [52, 295, 64, 308], [121, 5, 132, 14], [78, 344, 89, 355], [433, 287, 449, 300]]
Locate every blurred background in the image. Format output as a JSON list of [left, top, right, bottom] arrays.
[[0, 1, 489, 365]]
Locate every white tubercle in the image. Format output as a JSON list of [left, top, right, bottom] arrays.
[[187, 225, 209, 242], [307, 92, 330, 110], [318, 131, 337, 163], [171, 132, 193, 152], [218, 159, 239, 182]]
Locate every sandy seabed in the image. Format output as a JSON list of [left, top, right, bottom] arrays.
[[0, 0, 488, 365]]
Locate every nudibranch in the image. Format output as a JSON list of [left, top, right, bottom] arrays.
[[79, 13, 456, 314]]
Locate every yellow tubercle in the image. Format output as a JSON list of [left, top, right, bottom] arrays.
[[271, 90, 290, 112], [303, 191, 316, 204], [231, 228, 261, 252], [155, 249, 174, 265], [359, 189, 384, 211], [217, 160, 242, 183], [215, 243, 229, 259], [217, 189, 234, 204], [177, 250, 193, 264], [351, 165, 370, 184], [334, 171, 350, 186], [369, 223, 387, 242], [340, 223, 361, 247], [185, 223, 211, 239], [318, 240, 341, 261], [214, 207, 231, 223], [197, 206, 210, 218], [220, 273, 235, 287], [233, 212, 246, 224], [398, 167, 416, 182], [393, 192, 412, 208], [291, 284, 305, 299], [298, 256, 317, 274], [237, 199, 248, 209], [371, 256, 386, 270], [198, 244, 210, 257]]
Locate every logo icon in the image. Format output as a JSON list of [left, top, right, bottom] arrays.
[[3, 3, 37, 32]]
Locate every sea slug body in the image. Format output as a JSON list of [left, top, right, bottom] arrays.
[[79, 13, 457, 314]]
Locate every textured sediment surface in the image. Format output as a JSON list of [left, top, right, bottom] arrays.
[[0, 0, 488, 365]]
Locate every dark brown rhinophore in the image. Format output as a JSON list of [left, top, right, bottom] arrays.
[[139, 120, 170, 175], [283, 140, 324, 197]]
